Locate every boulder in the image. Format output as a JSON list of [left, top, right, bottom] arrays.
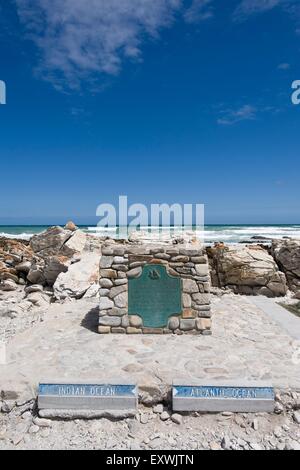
[[64, 221, 78, 232], [208, 244, 287, 297], [29, 227, 88, 286], [83, 283, 100, 299], [60, 230, 87, 257], [43, 256, 71, 286], [27, 258, 46, 285], [0, 280, 18, 292], [0, 238, 34, 285], [272, 239, 300, 297], [54, 253, 100, 300], [15, 261, 31, 273], [30, 226, 73, 258], [26, 291, 51, 308]]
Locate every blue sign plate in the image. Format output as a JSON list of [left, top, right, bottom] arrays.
[[173, 381, 275, 413], [38, 382, 138, 412], [39, 383, 136, 398], [173, 386, 275, 400]]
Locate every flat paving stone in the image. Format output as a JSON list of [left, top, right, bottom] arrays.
[[1, 294, 300, 403]]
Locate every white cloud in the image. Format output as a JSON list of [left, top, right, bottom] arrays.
[[184, 0, 214, 24], [217, 105, 257, 125], [233, 0, 300, 21], [234, 0, 283, 20], [16, 0, 183, 90]]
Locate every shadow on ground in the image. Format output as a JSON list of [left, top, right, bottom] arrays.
[[81, 306, 99, 333]]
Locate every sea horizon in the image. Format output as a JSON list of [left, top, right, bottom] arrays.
[[1, 224, 300, 244]]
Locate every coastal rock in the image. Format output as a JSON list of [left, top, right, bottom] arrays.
[[30, 226, 72, 257], [272, 239, 300, 297], [43, 256, 71, 286], [64, 221, 78, 232], [28, 227, 91, 287], [27, 259, 46, 285], [0, 237, 34, 286], [0, 279, 18, 291], [26, 291, 51, 308], [15, 261, 31, 274], [54, 253, 100, 300], [60, 230, 87, 257], [208, 244, 288, 297]]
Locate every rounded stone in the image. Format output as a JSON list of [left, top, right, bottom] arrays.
[[99, 297, 114, 310], [182, 293, 192, 308], [168, 316, 180, 330], [109, 285, 127, 299], [126, 327, 142, 334], [100, 257, 114, 269], [192, 293, 210, 305], [99, 316, 121, 327], [100, 278, 113, 288], [160, 411, 170, 421], [180, 319, 196, 331], [196, 318, 212, 331], [100, 269, 117, 279], [98, 326, 111, 334], [121, 316, 130, 328], [195, 264, 209, 276], [183, 279, 199, 294], [127, 267, 142, 278], [99, 288, 109, 296], [129, 315, 143, 328], [114, 279, 127, 286], [113, 256, 127, 264], [64, 221, 77, 231], [171, 413, 183, 425], [114, 292, 127, 308]]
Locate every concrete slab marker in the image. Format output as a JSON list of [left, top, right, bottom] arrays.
[[173, 380, 275, 413], [38, 380, 138, 418]]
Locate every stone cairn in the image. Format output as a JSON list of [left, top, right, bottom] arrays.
[[98, 242, 212, 335]]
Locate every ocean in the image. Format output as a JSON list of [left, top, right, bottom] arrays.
[[1, 225, 300, 244]]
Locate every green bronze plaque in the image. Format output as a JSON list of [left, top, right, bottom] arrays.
[[128, 264, 182, 328]]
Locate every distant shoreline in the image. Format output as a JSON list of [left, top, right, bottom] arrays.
[[0, 224, 300, 244]]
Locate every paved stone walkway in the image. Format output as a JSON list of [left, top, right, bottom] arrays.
[[1, 294, 300, 403]]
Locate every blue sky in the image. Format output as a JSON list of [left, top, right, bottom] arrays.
[[0, 0, 299, 225]]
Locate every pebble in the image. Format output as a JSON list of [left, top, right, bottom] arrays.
[[171, 414, 183, 425], [274, 402, 284, 414], [33, 417, 52, 428], [273, 426, 282, 438], [29, 425, 40, 434], [128, 420, 139, 436], [221, 436, 231, 450], [252, 419, 259, 431], [1, 401, 15, 414], [140, 414, 149, 425], [160, 411, 170, 421], [285, 440, 300, 451], [153, 404, 164, 414], [293, 411, 300, 425], [250, 442, 263, 451], [21, 411, 32, 421], [210, 441, 221, 451], [168, 437, 177, 446]]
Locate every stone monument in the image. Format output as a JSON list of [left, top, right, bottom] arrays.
[[98, 242, 211, 335]]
